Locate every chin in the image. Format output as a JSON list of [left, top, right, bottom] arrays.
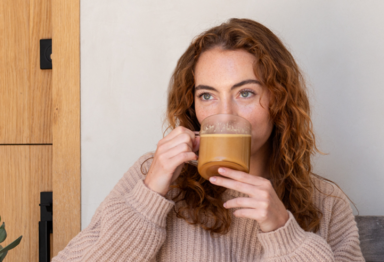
[[251, 139, 271, 156]]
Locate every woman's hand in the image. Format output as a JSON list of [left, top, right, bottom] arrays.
[[209, 167, 289, 233], [144, 126, 200, 196]]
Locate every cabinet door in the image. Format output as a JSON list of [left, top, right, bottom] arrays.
[[0, 146, 52, 262], [0, 0, 52, 144]]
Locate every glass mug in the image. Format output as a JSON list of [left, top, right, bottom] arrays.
[[187, 114, 252, 180]]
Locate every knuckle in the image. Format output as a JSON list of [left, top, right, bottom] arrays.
[[157, 143, 165, 152], [263, 178, 272, 187], [238, 172, 246, 181], [181, 143, 190, 152], [261, 200, 269, 209], [180, 152, 189, 159], [181, 132, 190, 140], [176, 126, 187, 133], [157, 154, 165, 163], [261, 191, 269, 200], [234, 182, 242, 191], [260, 210, 268, 220], [264, 192, 271, 201], [180, 133, 192, 144]]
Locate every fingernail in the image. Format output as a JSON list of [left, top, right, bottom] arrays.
[[218, 168, 225, 173], [210, 177, 216, 183], [223, 202, 227, 208]]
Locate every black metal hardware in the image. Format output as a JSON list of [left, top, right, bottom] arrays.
[[40, 39, 52, 69], [39, 191, 52, 262]]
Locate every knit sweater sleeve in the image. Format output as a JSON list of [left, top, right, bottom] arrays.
[[257, 182, 365, 262], [52, 152, 175, 262]]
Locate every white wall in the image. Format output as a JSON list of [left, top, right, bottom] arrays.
[[81, 0, 384, 229]]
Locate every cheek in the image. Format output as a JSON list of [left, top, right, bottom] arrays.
[[241, 104, 273, 145], [195, 100, 217, 124], [250, 93, 273, 139], [195, 104, 205, 124], [249, 112, 271, 138]]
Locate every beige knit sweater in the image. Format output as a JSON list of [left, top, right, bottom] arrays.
[[52, 151, 365, 262]]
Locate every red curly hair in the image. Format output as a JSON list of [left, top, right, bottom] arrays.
[[143, 18, 346, 235]]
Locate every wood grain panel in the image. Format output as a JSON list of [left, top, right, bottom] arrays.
[[0, 0, 52, 144], [0, 146, 52, 262], [52, 0, 81, 256], [29, 0, 53, 143], [0, 0, 29, 143]]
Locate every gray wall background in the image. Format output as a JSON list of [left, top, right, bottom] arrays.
[[81, 0, 384, 229]]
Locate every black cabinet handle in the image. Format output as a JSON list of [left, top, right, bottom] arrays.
[[39, 192, 52, 262]]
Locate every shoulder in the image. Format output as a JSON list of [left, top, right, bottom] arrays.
[[310, 174, 352, 221], [309, 175, 362, 254], [310, 174, 348, 200]]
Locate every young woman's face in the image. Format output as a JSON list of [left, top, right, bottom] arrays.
[[194, 47, 274, 156]]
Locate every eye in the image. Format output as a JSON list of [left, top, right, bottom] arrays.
[[199, 93, 213, 100], [239, 90, 254, 98]]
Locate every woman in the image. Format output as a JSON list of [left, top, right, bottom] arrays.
[[53, 18, 364, 261]]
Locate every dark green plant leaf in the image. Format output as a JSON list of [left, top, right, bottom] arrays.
[[0, 248, 8, 262], [0, 236, 22, 254], [0, 223, 6, 243], [0, 244, 7, 262]]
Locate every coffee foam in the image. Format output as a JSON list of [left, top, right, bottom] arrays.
[[201, 122, 250, 135], [200, 134, 251, 137]]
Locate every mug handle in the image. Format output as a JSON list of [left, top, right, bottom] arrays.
[[185, 131, 199, 167]]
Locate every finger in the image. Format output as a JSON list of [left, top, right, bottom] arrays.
[[217, 167, 269, 187], [169, 151, 198, 169], [158, 132, 194, 154], [223, 197, 260, 209], [160, 126, 196, 145], [209, 176, 256, 196], [163, 142, 194, 160], [233, 209, 259, 220]]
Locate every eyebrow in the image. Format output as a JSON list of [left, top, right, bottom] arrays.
[[194, 79, 261, 92]]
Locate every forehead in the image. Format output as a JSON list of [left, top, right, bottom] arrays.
[[194, 48, 257, 86]]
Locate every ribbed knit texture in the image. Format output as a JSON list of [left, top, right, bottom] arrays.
[[52, 151, 365, 262]]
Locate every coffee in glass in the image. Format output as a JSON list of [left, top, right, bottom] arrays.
[[193, 114, 252, 180]]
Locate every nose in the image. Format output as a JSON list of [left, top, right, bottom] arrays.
[[219, 96, 235, 115]]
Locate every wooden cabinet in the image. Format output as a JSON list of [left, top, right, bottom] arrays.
[[0, 0, 80, 260]]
